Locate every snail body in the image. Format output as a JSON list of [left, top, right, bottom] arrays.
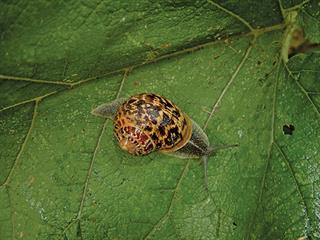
[[92, 93, 209, 157], [92, 93, 236, 189]]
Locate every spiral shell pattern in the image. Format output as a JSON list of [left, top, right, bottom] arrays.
[[114, 93, 192, 155]]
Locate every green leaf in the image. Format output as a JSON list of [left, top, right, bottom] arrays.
[[1, 1, 319, 239]]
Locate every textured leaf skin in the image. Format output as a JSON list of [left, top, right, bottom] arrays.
[[0, 1, 320, 240]]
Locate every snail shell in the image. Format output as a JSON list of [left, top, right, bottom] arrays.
[[91, 93, 238, 190], [91, 93, 210, 158]]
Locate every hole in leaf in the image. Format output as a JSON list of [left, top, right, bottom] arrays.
[[283, 124, 295, 135]]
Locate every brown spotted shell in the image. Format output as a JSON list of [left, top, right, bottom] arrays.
[[114, 93, 192, 156]]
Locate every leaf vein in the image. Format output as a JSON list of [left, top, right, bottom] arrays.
[[245, 56, 282, 238], [61, 68, 129, 237], [207, 0, 254, 32], [284, 64, 320, 118], [0, 24, 283, 90], [203, 38, 254, 130], [143, 160, 191, 240], [274, 142, 312, 233], [0, 101, 38, 187], [0, 91, 57, 113], [0, 74, 72, 86]]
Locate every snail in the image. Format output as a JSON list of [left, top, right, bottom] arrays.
[[91, 93, 237, 190]]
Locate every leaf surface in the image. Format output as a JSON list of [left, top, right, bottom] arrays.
[[0, 1, 320, 239]]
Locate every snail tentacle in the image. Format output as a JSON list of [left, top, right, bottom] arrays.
[[206, 144, 239, 156], [202, 155, 209, 191]]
